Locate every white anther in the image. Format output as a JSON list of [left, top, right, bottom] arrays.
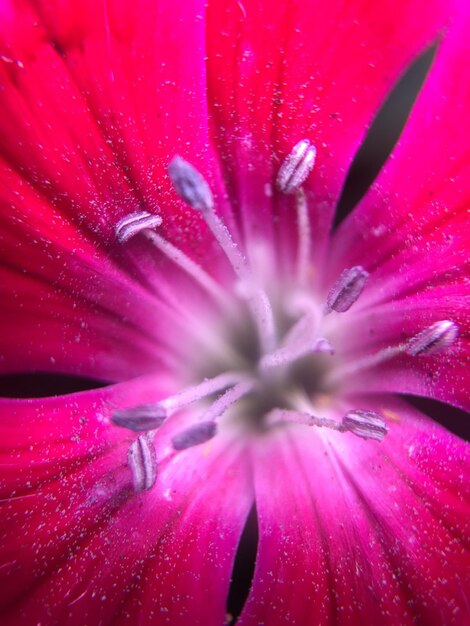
[[405, 320, 458, 356], [172, 421, 217, 451], [325, 266, 369, 313], [168, 154, 277, 353], [276, 139, 317, 194], [112, 404, 167, 432], [116, 210, 229, 307], [168, 155, 213, 213], [342, 410, 388, 441], [127, 434, 157, 492], [115, 211, 162, 242]]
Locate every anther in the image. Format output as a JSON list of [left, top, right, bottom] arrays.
[[328, 318, 458, 384], [172, 421, 217, 451], [268, 408, 387, 442], [168, 155, 277, 354], [276, 139, 317, 194], [115, 211, 162, 242], [112, 404, 167, 432], [325, 266, 369, 313], [341, 410, 388, 441], [115, 211, 228, 307], [405, 320, 458, 356], [168, 155, 213, 213], [127, 434, 157, 492]]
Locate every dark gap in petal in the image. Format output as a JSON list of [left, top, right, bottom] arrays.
[[401, 394, 470, 441], [226, 503, 258, 624], [334, 46, 436, 228], [0, 372, 109, 398]]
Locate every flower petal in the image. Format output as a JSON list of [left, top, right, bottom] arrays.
[[240, 397, 469, 626], [334, 291, 469, 409], [330, 4, 470, 301], [207, 0, 453, 267], [0, 379, 254, 624], [326, 10, 470, 410]]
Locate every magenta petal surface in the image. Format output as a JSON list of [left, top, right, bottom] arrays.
[[240, 398, 469, 626], [335, 293, 469, 409], [0, 0, 468, 624], [207, 0, 453, 266], [327, 9, 470, 409], [0, 380, 253, 625]]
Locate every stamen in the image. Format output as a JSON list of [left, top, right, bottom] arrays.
[[115, 211, 228, 307], [112, 404, 166, 432], [115, 211, 162, 242], [159, 372, 247, 416], [127, 434, 157, 492], [329, 319, 459, 384], [294, 188, 312, 285], [260, 337, 333, 371], [341, 410, 388, 441], [172, 421, 217, 450], [200, 379, 255, 423], [268, 408, 342, 431], [281, 310, 318, 346], [405, 320, 458, 356], [276, 139, 317, 194], [168, 155, 277, 353], [144, 230, 229, 306], [325, 266, 369, 313], [269, 408, 388, 442]]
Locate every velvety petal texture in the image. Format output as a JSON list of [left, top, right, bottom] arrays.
[[240, 398, 469, 626], [328, 6, 470, 411], [0, 381, 253, 624], [0, 0, 468, 624]]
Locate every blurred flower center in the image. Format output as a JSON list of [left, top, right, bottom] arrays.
[[113, 144, 457, 492]]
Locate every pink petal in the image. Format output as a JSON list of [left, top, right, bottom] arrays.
[[207, 0, 453, 267], [0, 245, 189, 380], [0, 0, 455, 287], [334, 291, 469, 409], [0, 380, 253, 624], [330, 4, 470, 300], [325, 11, 470, 410], [240, 396, 469, 626], [0, 162, 226, 380]]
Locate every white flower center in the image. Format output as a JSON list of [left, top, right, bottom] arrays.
[[112, 145, 457, 492]]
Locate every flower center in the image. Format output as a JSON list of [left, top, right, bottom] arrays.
[[113, 142, 458, 493]]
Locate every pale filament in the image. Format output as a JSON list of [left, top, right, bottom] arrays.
[[199, 379, 255, 423], [160, 371, 248, 415], [294, 188, 312, 286], [260, 337, 333, 372], [327, 319, 458, 384], [116, 211, 244, 364], [197, 206, 277, 354], [143, 229, 229, 308], [168, 156, 277, 354]]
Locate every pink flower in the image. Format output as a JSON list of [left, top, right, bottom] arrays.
[[0, 0, 469, 624]]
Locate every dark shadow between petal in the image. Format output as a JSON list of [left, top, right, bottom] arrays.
[[0, 372, 109, 398], [401, 394, 470, 441], [334, 46, 436, 228], [226, 503, 258, 625]]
